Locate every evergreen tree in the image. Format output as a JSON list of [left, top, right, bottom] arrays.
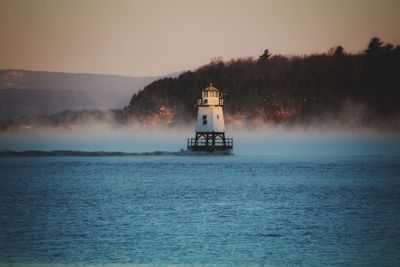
[[258, 49, 271, 62]]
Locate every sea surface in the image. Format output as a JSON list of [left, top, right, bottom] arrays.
[[0, 155, 400, 266]]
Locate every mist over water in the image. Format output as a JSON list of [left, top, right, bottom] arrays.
[[0, 125, 190, 153], [0, 123, 399, 156], [232, 126, 400, 156]]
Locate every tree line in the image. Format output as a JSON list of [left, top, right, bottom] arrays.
[[126, 37, 400, 127]]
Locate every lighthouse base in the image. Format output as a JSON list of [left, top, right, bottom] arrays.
[[187, 132, 233, 152]]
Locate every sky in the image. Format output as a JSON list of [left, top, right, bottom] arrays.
[[1, 0, 399, 77]]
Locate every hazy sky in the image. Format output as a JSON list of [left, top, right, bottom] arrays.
[[1, 0, 399, 76]]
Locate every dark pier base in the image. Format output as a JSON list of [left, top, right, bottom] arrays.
[[187, 132, 233, 152]]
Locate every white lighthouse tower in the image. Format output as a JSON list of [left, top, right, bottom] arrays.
[[187, 83, 233, 152]]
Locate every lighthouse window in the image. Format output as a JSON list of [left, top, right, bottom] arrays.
[[202, 115, 207, 125], [202, 115, 207, 119]]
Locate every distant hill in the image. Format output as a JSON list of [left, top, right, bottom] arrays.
[[0, 69, 163, 121], [0, 69, 160, 92]]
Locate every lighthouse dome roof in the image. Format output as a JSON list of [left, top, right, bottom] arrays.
[[204, 83, 219, 92]]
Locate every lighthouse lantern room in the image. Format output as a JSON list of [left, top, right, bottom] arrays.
[[187, 84, 233, 152]]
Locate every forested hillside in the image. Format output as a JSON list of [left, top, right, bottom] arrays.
[[126, 37, 400, 127], [1, 38, 399, 130]]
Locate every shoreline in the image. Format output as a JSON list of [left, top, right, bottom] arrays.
[[0, 150, 234, 157]]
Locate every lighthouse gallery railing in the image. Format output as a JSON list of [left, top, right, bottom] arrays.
[[187, 138, 233, 148]]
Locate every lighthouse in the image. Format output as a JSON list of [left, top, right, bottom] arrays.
[[187, 84, 233, 152]]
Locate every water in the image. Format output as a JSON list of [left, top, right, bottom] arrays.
[[1, 155, 400, 266]]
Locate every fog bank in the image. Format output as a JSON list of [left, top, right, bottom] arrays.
[[0, 124, 399, 156]]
